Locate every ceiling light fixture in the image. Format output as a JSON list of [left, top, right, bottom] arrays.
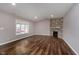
[[12, 3, 16, 6], [34, 16, 38, 19], [50, 14, 54, 18]]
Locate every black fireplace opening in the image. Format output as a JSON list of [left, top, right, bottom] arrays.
[[53, 31, 58, 38]]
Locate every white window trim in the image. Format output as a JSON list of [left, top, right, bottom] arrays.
[[16, 23, 29, 35]]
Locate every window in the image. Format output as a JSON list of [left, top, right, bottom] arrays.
[[21, 24, 25, 33], [16, 19, 29, 35], [16, 24, 21, 33]]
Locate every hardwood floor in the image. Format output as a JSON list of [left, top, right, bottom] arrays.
[[0, 35, 75, 55]]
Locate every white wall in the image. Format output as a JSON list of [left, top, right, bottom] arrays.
[[63, 4, 79, 54], [35, 19, 50, 35], [0, 11, 35, 44]]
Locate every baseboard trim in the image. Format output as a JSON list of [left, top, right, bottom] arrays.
[[63, 38, 78, 55], [35, 34, 50, 36], [0, 35, 33, 46]]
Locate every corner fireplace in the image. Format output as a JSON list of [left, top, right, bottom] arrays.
[[53, 31, 58, 38]]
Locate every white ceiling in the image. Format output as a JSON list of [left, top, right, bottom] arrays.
[[0, 3, 73, 22]]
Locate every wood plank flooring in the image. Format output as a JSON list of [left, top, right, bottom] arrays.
[[0, 35, 75, 55]]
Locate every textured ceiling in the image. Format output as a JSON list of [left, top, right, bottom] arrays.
[[0, 3, 73, 22]]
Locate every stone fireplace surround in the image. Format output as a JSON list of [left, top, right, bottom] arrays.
[[50, 17, 63, 38]]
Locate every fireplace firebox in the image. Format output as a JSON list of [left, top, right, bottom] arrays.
[[53, 31, 58, 38]]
